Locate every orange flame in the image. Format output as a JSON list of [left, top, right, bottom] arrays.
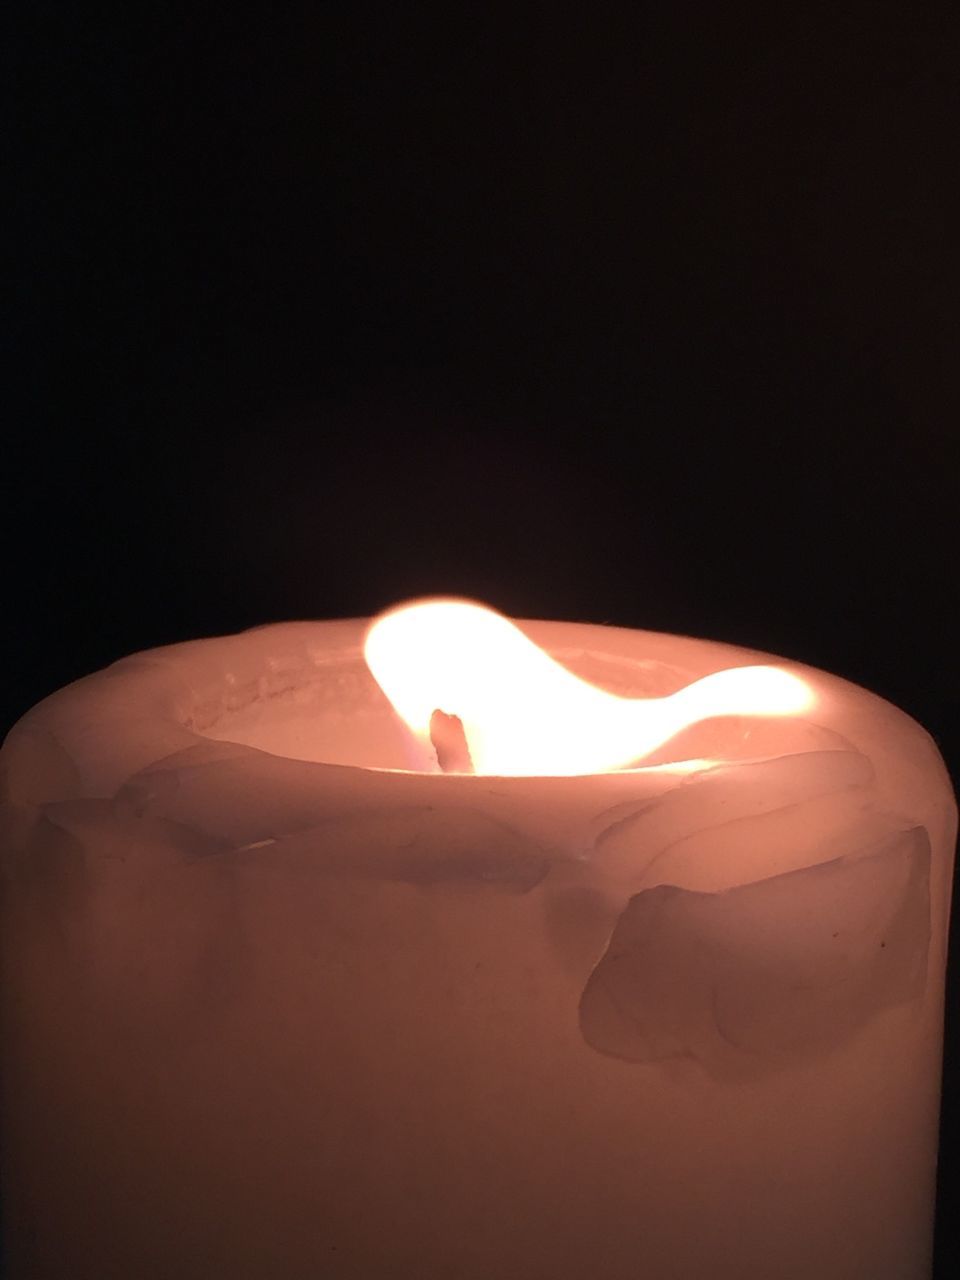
[[364, 599, 814, 776]]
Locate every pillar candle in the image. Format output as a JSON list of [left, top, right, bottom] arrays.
[[1, 603, 955, 1279]]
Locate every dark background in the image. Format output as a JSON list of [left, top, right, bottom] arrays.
[[6, 1, 959, 1272]]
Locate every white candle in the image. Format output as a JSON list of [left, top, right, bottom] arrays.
[[1, 602, 954, 1279]]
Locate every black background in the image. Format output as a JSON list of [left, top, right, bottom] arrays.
[[6, 1, 959, 1272]]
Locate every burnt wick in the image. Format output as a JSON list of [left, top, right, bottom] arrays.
[[429, 709, 475, 774]]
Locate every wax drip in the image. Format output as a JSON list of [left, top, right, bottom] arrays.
[[429, 709, 475, 774]]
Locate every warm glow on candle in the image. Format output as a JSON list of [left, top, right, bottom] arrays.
[[364, 598, 815, 775], [3, 612, 950, 1277]]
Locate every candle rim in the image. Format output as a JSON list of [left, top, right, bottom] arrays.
[[3, 615, 932, 800]]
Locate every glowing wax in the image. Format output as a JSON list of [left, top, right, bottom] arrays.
[[1, 609, 954, 1279]]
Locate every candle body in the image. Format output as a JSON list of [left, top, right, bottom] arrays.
[[1, 619, 955, 1279]]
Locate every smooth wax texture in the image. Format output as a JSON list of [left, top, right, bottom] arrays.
[[1, 618, 955, 1280]]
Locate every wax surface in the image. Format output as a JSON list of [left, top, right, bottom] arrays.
[[1, 618, 955, 1279]]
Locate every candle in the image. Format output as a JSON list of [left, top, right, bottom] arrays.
[[1, 601, 954, 1279]]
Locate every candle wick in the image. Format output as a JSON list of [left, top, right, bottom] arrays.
[[429, 709, 475, 774]]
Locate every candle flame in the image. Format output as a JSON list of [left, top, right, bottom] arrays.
[[364, 599, 814, 776]]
